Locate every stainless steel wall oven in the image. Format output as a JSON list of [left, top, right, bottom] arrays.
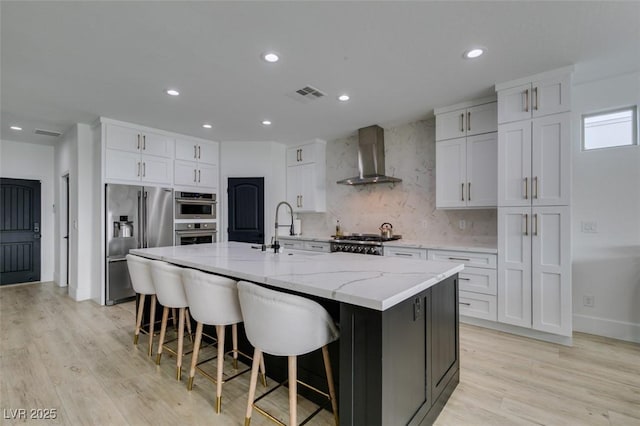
[[175, 222, 217, 245], [175, 192, 216, 220]]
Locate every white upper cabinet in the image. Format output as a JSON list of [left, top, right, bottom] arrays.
[[498, 113, 570, 207], [175, 138, 218, 166], [497, 72, 571, 124], [174, 138, 219, 190], [105, 123, 173, 158], [436, 101, 497, 141], [286, 140, 326, 212], [435, 98, 497, 209]]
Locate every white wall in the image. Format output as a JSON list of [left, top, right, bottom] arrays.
[[220, 141, 287, 245], [0, 139, 55, 282], [571, 71, 640, 342]]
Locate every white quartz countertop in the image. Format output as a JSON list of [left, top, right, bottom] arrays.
[[279, 235, 498, 254], [130, 242, 463, 311]]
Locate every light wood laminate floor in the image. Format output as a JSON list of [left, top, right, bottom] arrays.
[[1, 282, 639, 425]]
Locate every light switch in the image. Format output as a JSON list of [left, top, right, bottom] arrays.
[[581, 221, 598, 233]]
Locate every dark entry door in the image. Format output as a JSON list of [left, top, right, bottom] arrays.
[[227, 177, 264, 244], [0, 178, 41, 285]]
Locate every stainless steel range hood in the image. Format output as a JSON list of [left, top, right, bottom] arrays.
[[337, 125, 402, 185]]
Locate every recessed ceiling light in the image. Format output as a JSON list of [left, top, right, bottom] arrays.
[[202, 124, 212, 129], [166, 89, 180, 96], [262, 52, 279, 63], [261, 120, 272, 126], [10, 126, 22, 131], [463, 48, 485, 59], [338, 94, 350, 102]]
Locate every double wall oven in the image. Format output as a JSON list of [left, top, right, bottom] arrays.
[[174, 191, 217, 245]]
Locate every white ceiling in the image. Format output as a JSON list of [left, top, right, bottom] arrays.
[[1, 1, 639, 145]]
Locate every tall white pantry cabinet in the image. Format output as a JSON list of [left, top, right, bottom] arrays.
[[496, 67, 573, 337]]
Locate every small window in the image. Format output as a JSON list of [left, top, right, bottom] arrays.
[[582, 106, 637, 150]]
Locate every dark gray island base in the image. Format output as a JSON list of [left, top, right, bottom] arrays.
[[339, 274, 459, 426]]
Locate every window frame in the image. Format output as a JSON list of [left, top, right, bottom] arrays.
[[581, 105, 638, 151]]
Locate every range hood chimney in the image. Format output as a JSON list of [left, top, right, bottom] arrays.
[[337, 125, 402, 185]]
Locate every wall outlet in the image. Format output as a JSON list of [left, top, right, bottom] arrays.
[[458, 220, 466, 230], [581, 221, 598, 233], [421, 219, 428, 229], [583, 295, 595, 308]]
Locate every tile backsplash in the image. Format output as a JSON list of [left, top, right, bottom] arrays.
[[297, 118, 497, 244]]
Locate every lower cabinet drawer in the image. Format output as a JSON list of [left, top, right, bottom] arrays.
[[384, 247, 427, 259], [304, 241, 331, 252], [280, 240, 305, 250], [459, 267, 497, 296], [459, 291, 497, 321], [428, 249, 497, 269]]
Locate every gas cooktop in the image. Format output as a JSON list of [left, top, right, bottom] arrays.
[[330, 234, 402, 256], [332, 233, 402, 243]]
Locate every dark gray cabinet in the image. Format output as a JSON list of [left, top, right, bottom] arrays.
[[340, 274, 459, 425]]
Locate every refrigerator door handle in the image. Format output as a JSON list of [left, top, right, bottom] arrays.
[[143, 191, 149, 248], [137, 191, 143, 246]]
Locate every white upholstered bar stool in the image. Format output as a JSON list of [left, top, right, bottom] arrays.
[[150, 260, 192, 380], [182, 269, 266, 413], [238, 281, 340, 426], [126, 254, 157, 357]]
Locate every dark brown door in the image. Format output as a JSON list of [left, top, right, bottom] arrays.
[[227, 177, 264, 244], [0, 178, 41, 285]]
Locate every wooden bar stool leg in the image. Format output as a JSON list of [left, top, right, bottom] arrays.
[[288, 356, 297, 426], [322, 346, 339, 425], [244, 348, 262, 426], [156, 307, 169, 364], [176, 307, 185, 380], [171, 308, 177, 330], [187, 322, 203, 391], [259, 351, 267, 387], [147, 294, 156, 357], [134, 294, 145, 345], [215, 325, 226, 413], [185, 308, 193, 342], [232, 323, 239, 370]]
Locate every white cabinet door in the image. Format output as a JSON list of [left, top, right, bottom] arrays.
[[532, 74, 571, 118], [141, 131, 173, 158], [287, 143, 317, 166], [197, 141, 218, 165], [105, 124, 141, 153], [298, 163, 317, 212], [498, 83, 532, 124], [466, 133, 497, 207], [435, 109, 466, 141], [467, 103, 497, 136], [105, 149, 141, 181], [498, 207, 532, 328], [198, 163, 218, 189], [532, 113, 570, 206], [174, 160, 198, 186], [498, 120, 532, 207], [436, 138, 466, 208], [286, 166, 303, 211], [175, 139, 198, 162], [531, 206, 571, 336], [141, 155, 172, 184]]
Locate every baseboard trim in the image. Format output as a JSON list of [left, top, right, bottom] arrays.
[[460, 316, 573, 346], [68, 286, 91, 302], [573, 314, 640, 344]]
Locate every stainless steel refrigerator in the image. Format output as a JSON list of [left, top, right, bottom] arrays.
[[105, 184, 173, 305]]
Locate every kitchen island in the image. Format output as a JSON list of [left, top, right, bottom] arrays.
[[131, 242, 463, 425]]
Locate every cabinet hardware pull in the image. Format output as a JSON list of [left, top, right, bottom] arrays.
[[194, 145, 197, 159], [143, 135, 146, 150], [460, 113, 464, 132], [468, 182, 471, 201], [198, 145, 201, 159], [467, 111, 471, 131], [448, 257, 471, 261], [524, 89, 529, 112], [137, 162, 141, 176], [534, 213, 538, 236], [459, 302, 471, 306], [461, 183, 465, 201], [524, 177, 529, 199], [395, 253, 413, 257], [300, 195, 303, 207], [198, 169, 201, 183], [299, 149, 303, 162], [524, 214, 529, 236], [459, 277, 471, 281], [311, 245, 323, 249], [534, 176, 538, 199], [194, 169, 197, 182], [137, 134, 141, 150], [533, 87, 538, 111], [142, 162, 146, 177]]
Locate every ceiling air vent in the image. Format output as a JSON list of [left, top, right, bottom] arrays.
[[287, 85, 326, 104], [35, 129, 61, 137]]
